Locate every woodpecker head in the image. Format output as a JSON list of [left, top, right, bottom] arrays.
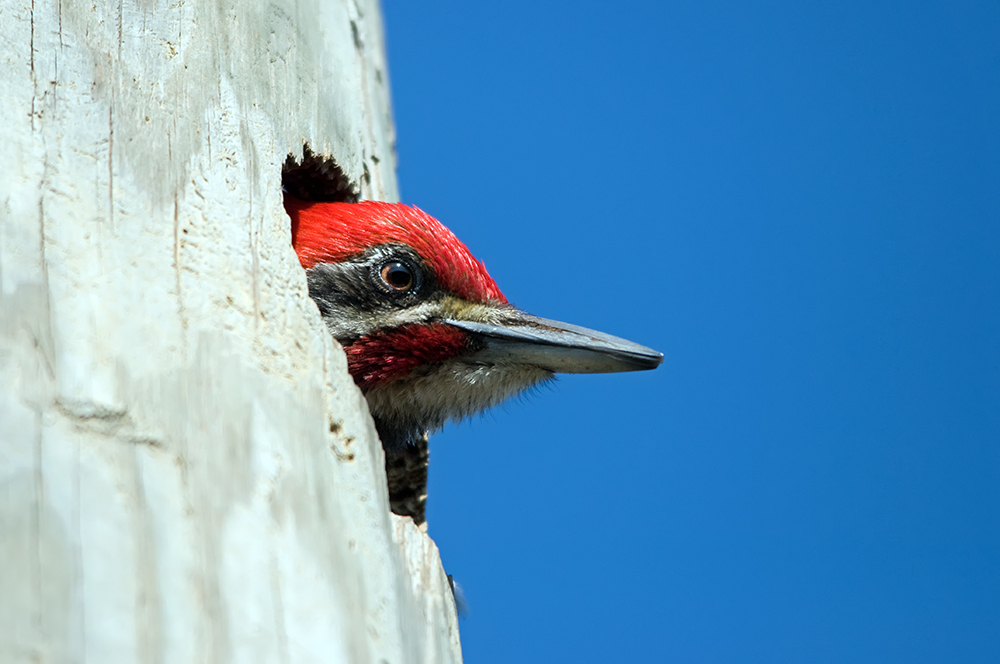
[[289, 198, 662, 451]]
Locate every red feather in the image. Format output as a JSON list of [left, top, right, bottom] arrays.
[[345, 324, 469, 388], [288, 198, 507, 303]]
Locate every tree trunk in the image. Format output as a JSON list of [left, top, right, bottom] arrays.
[[0, 1, 462, 661]]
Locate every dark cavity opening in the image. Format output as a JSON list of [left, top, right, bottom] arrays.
[[282, 144, 359, 203]]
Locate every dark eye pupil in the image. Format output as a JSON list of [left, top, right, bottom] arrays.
[[381, 262, 413, 290]]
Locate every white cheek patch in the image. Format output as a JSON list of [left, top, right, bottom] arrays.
[[323, 301, 443, 341], [325, 296, 512, 344], [375, 302, 445, 329]]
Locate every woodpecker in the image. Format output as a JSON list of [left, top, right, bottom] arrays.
[[288, 198, 662, 524]]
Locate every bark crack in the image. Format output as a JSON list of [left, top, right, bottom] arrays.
[[29, 0, 35, 126], [173, 191, 189, 343]]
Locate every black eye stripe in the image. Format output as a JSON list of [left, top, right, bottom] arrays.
[[305, 244, 436, 324]]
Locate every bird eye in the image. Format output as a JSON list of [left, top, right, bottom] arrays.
[[379, 261, 415, 291]]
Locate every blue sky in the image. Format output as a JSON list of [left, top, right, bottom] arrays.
[[380, 1, 999, 661]]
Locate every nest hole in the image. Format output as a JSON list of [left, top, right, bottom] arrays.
[[282, 144, 359, 203]]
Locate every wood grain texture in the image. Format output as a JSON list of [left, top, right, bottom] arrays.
[[0, 1, 461, 661]]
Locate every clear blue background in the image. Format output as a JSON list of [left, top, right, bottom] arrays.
[[380, 1, 1000, 661]]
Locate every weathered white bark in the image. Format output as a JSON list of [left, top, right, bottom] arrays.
[[0, 1, 462, 662]]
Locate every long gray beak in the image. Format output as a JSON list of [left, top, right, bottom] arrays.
[[446, 312, 663, 374]]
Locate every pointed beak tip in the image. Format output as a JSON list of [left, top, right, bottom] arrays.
[[601, 344, 663, 373], [637, 349, 665, 371]]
